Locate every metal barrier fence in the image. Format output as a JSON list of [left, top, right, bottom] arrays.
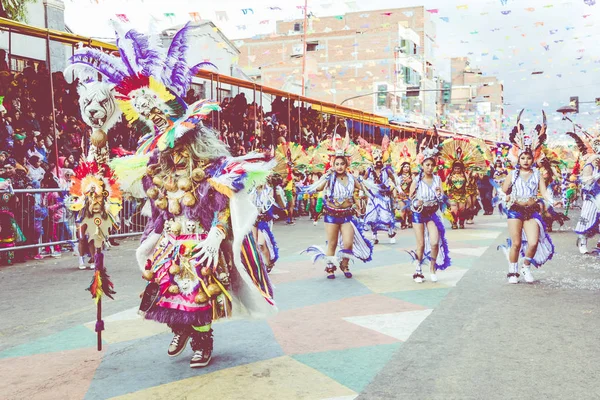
[[0, 188, 148, 253]]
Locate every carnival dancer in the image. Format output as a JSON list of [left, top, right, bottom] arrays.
[[567, 131, 600, 254], [359, 136, 398, 244], [407, 145, 451, 283], [69, 163, 122, 269], [538, 152, 569, 232], [464, 170, 481, 225], [250, 177, 285, 272], [498, 110, 559, 283], [71, 22, 277, 367], [274, 141, 306, 225], [305, 134, 373, 279], [390, 139, 418, 229], [440, 138, 490, 229]]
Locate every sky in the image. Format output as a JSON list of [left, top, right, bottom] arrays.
[[63, 0, 600, 141]]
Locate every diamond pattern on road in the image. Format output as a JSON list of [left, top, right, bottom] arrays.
[[269, 294, 425, 355], [0, 347, 102, 399], [293, 343, 402, 393], [343, 310, 433, 341], [112, 356, 357, 400]]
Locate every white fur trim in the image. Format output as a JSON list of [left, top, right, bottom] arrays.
[[136, 232, 161, 271]]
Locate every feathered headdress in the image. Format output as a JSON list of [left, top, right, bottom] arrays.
[[313, 133, 364, 170], [69, 22, 216, 153], [69, 162, 122, 218], [508, 109, 548, 164], [566, 129, 600, 165], [273, 141, 307, 176], [357, 136, 391, 164], [439, 138, 490, 172], [390, 138, 418, 172]]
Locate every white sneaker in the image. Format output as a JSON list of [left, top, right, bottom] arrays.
[[413, 275, 424, 283], [313, 221, 318, 226], [508, 275, 519, 284], [78, 263, 87, 270], [579, 243, 589, 254], [389, 237, 396, 244], [89, 264, 96, 270], [430, 273, 438, 282], [521, 266, 534, 283]]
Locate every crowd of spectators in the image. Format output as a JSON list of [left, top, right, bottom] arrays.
[[0, 56, 368, 264]]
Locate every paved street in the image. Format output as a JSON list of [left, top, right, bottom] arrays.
[[1, 212, 599, 400]]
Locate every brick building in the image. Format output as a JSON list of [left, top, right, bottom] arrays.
[[236, 6, 440, 125]]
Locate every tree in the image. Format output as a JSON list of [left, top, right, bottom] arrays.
[[0, 0, 36, 23]]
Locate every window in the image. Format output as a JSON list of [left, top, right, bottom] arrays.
[[294, 23, 302, 32], [9, 55, 42, 73], [306, 41, 319, 52]]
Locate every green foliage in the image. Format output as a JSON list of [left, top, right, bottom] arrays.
[[1, 0, 36, 23]]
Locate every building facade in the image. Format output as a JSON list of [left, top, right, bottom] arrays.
[[236, 6, 440, 125], [0, 0, 67, 72], [445, 57, 504, 140]]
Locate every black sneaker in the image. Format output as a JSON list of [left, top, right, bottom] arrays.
[[190, 348, 212, 368], [168, 333, 190, 357]]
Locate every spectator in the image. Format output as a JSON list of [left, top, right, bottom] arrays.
[[27, 155, 44, 184]]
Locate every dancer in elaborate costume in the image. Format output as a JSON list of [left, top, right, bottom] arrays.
[[407, 144, 451, 283], [538, 150, 569, 232], [359, 137, 398, 244], [250, 176, 285, 272], [391, 139, 418, 229], [498, 111, 558, 284], [274, 141, 305, 225], [70, 22, 276, 367], [567, 131, 600, 254], [69, 163, 122, 270], [305, 134, 373, 279], [440, 138, 489, 229]]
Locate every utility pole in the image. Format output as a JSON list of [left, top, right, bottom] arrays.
[[301, 0, 308, 96]]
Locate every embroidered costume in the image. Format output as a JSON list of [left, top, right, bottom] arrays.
[[70, 22, 276, 368], [390, 139, 418, 229], [406, 144, 451, 283], [498, 110, 556, 283], [358, 136, 398, 244], [304, 133, 373, 279], [440, 138, 489, 229], [567, 131, 600, 254]]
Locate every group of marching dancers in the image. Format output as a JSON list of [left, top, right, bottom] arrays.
[[257, 111, 600, 286], [61, 21, 600, 371]]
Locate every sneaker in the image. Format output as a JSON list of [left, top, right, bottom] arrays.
[[389, 237, 396, 244], [508, 275, 519, 284], [190, 348, 212, 368], [521, 266, 534, 283], [168, 333, 190, 357], [413, 273, 424, 283], [51, 252, 62, 258], [466, 220, 474, 225], [89, 264, 96, 270], [78, 263, 87, 270], [34, 254, 44, 260], [579, 243, 589, 255], [313, 221, 318, 226], [430, 273, 438, 282]]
